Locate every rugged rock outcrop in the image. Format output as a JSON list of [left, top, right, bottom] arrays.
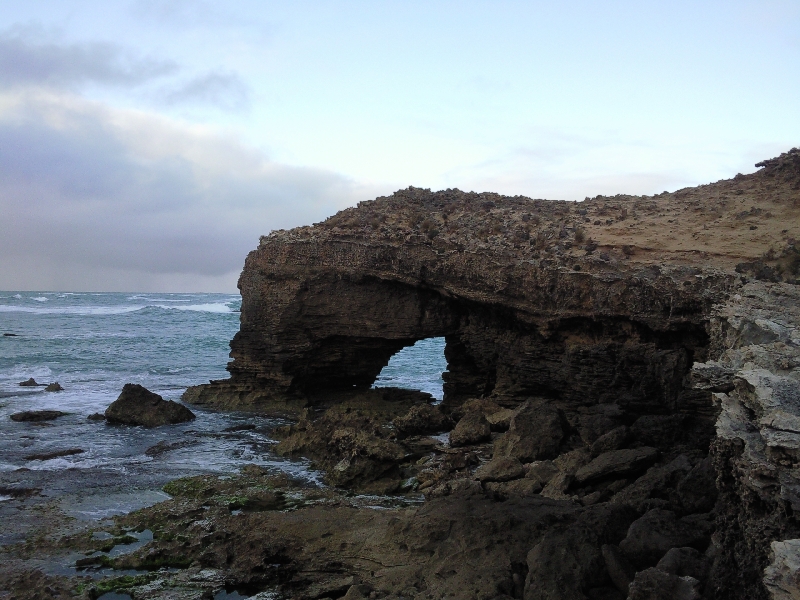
[[174, 149, 800, 598], [690, 282, 800, 599], [105, 383, 195, 427]]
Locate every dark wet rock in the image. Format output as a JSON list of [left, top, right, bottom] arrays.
[[222, 423, 256, 432], [44, 382, 63, 392], [619, 509, 710, 568], [626, 567, 700, 600], [484, 478, 543, 499], [554, 448, 592, 476], [3, 332, 18, 336], [10, 410, 67, 422], [494, 400, 567, 461], [426, 477, 483, 498], [540, 472, 575, 501], [449, 411, 491, 447], [486, 408, 516, 432], [475, 456, 525, 482], [343, 583, 374, 599], [24, 448, 84, 461], [656, 547, 709, 581], [576, 405, 626, 446], [602, 543, 636, 594], [524, 503, 636, 600], [590, 426, 629, 457], [630, 415, 714, 457], [676, 456, 717, 513], [0, 486, 40, 499], [86, 412, 105, 421], [575, 447, 659, 485], [610, 455, 691, 512], [104, 383, 195, 427], [145, 439, 195, 457], [274, 389, 427, 489], [393, 403, 452, 438], [525, 460, 560, 486], [18, 378, 41, 387]]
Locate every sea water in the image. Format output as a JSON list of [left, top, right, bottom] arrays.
[[0, 292, 445, 534]]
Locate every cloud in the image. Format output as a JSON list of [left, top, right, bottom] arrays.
[[158, 71, 251, 112], [0, 28, 251, 112], [0, 89, 376, 292], [0, 27, 177, 89]]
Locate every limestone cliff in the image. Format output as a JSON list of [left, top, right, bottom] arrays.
[[183, 148, 800, 599]]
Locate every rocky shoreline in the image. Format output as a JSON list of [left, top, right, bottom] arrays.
[[2, 149, 799, 599]]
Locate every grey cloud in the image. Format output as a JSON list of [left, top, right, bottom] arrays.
[[158, 71, 251, 112], [0, 29, 177, 89], [0, 93, 372, 292]]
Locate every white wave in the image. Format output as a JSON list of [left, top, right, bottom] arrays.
[[13, 294, 22, 299], [0, 305, 144, 315], [31, 296, 48, 302], [153, 303, 232, 313], [0, 495, 13, 502]]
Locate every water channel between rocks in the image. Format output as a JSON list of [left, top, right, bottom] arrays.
[[0, 292, 447, 560]]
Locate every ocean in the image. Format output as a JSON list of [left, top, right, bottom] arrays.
[[0, 291, 445, 537]]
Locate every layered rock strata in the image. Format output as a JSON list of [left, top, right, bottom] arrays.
[[691, 282, 800, 599], [176, 149, 800, 599]]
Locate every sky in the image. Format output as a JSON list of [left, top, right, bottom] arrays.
[[0, 1, 798, 292]]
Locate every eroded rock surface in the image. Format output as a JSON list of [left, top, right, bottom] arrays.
[[691, 281, 800, 599]]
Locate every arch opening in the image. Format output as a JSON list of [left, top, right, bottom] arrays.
[[372, 337, 447, 402]]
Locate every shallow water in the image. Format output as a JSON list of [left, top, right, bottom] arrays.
[[0, 292, 446, 536]]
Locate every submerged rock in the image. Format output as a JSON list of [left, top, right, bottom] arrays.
[[18, 378, 40, 387], [44, 382, 64, 392], [10, 410, 67, 422], [24, 448, 83, 461], [104, 383, 195, 427]]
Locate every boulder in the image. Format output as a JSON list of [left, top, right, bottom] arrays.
[[609, 455, 691, 512], [575, 447, 659, 485], [526, 460, 560, 486], [676, 457, 717, 514], [494, 400, 566, 461], [10, 410, 67, 422], [475, 457, 525, 482], [87, 413, 106, 421], [484, 478, 542, 499], [656, 547, 708, 581], [554, 448, 592, 476], [601, 543, 635, 594], [619, 509, 710, 568], [626, 567, 700, 600], [524, 504, 636, 600], [449, 412, 491, 447], [18, 378, 40, 387], [577, 404, 625, 445], [486, 408, 516, 432], [540, 472, 574, 500], [44, 382, 64, 392], [393, 404, 452, 438], [590, 426, 629, 457], [104, 384, 195, 427]]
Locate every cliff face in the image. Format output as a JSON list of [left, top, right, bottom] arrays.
[[184, 148, 800, 599], [692, 282, 800, 599]]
